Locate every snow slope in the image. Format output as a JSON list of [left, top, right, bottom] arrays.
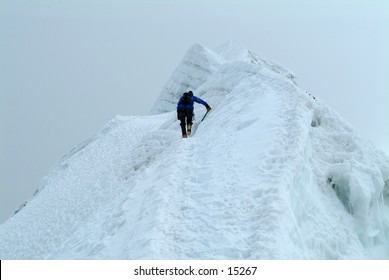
[[1, 42, 389, 259]]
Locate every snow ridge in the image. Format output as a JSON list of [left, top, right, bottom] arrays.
[[1, 41, 388, 259]]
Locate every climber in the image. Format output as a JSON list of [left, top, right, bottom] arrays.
[[177, 91, 211, 138]]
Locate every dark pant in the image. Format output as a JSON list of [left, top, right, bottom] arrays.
[[177, 109, 193, 135]]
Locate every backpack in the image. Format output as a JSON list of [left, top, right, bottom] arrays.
[[181, 92, 192, 106]]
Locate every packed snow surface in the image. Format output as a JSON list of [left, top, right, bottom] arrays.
[[1, 42, 389, 259]]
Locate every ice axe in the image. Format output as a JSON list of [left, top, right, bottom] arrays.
[[201, 108, 211, 122]]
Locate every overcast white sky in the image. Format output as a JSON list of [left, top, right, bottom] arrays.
[[1, 0, 388, 223]]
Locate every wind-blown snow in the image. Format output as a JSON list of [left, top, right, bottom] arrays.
[[1, 42, 389, 259]]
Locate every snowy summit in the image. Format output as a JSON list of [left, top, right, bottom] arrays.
[[1, 41, 389, 259]]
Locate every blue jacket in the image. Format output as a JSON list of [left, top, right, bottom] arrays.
[[177, 96, 207, 110]]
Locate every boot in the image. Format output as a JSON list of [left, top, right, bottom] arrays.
[[187, 124, 192, 136], [180, 123, 187, 136]]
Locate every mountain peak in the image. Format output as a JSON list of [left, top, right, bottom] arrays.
[[150, 41, 297, 114]]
